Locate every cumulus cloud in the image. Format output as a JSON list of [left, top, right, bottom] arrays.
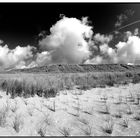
[[116, 35, 140, 64], [32, 51, 51, 67], [38, 16, 93, 64], [0, 16, 94, 69], [94, 33, 113, 44], [37, 19, 140, 66], [2, 15, 140, 69], [21, 15, 140, 66], [85, 41, 117, 64], [134, 28, 139, 36], [0, 45, 35, 69], [86, 33, 140, 65]]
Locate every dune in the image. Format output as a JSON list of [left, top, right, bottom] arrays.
[[0, 82, 139, 136]]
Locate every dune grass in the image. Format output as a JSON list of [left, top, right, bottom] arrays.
[[0, 71, 140, 98], [0, 77, 140, 136]]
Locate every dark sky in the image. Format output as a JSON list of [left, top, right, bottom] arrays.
[[0, 3, 140, 49]]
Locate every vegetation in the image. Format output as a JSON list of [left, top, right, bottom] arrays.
[[7, 64, 140, 73], [120, 118, 129, 128], [0, 69, 140, 99], [100, 118, 114, 134]]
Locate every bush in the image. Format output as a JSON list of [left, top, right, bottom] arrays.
[[125, 72, 133, 78], [132, 74, 140, 84]]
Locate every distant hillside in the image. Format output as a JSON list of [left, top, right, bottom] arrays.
[[5, 64, 140, 73]]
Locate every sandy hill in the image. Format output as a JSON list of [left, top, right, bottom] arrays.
[[6, 64, 140, 73]]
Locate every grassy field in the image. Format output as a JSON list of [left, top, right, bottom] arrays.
[[0, 71, 140, 98]]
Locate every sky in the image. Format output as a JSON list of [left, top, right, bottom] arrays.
[[0, 3, 139, 48], [1, 3, 140, 69]]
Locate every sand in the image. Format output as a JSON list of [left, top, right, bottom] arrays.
[[0, 83, 140, 136]]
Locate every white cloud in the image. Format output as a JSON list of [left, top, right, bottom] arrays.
[[134, 28, 139, 36], [116, 35, 140, 64], [39, 16, 93, 64], [1, 15, 140, 69], [86, 35, 140, 65], [0, 45, 35, 69], [94, 33, 113, 44]]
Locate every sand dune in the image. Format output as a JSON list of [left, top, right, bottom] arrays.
[[0, 83, 140, 136]]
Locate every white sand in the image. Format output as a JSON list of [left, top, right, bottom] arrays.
[[0, 83, 140, 136]]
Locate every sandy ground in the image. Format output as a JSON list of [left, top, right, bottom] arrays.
[[0, 83, 140, 136]]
